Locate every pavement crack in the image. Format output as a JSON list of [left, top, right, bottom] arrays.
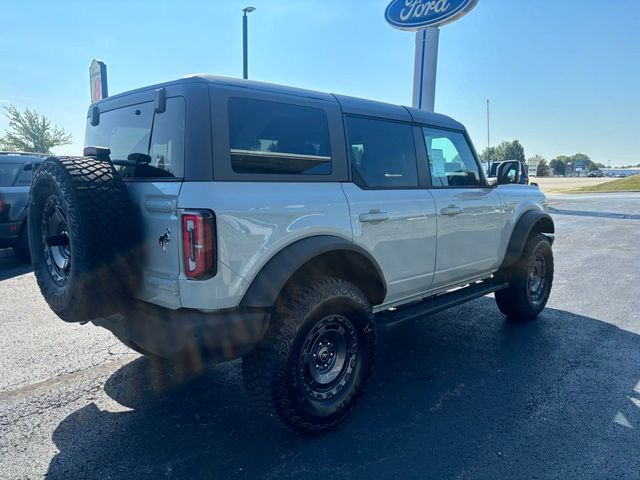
[[0, 356, 132, 404]]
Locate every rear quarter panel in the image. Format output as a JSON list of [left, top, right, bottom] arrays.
[[177, 181, 353, 310]]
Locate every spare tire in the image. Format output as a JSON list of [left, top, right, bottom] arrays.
[[28, 156, 141, 322]]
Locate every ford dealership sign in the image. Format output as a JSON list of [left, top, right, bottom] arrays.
[[385, 0, 479, 30]]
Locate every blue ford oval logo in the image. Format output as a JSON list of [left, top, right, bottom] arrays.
[[385, 0, 479, 30]]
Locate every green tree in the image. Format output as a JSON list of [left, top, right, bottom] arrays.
[[497, 140, 526, 163], [0, 105, 72, 154], [551, 158, 566, 176], [479, 146, 498, 164], [537, 159, 550, 176], [479, 140, 526, 164]]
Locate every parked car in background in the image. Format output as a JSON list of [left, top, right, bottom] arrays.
[[0, 152, 45, 261], [588, 170, 604, 177]]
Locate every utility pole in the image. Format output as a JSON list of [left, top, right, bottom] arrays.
[[486, 99, 490, 152], [242, 6, 256, 79]]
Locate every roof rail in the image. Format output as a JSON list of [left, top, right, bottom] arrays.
[[0, 151, 49, 157]]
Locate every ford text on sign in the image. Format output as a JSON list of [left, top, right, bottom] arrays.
[[385, 0, 479, 30]]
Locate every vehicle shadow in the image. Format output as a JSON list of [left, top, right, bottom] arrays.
[[46, 299, 640, 480], [0, 248, 32, 281], [549, 207, 640, 221]]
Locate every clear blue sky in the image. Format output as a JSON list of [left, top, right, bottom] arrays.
[[2, 0, 639, 165]]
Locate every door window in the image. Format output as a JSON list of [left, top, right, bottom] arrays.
[[422, 128, 482, 187], [346, 117, 418, 188], [228, 97, 331, 175]]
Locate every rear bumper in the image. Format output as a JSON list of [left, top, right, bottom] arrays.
[[0, 221, 20, 248], [93, 301, 270, 362]]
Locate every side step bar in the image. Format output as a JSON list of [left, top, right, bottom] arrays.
[[375, 281, 509, 331]]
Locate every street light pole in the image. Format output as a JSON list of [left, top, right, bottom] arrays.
[[242, 6, 256, 80], [486, 99, 491, 175]]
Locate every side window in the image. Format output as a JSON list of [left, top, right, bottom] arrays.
[[346, 117, 418, 188], [15, 163, 34, 185], [228, 97, 331, 175], [149, 97, 185, 177], [422, 128, 482, 187]]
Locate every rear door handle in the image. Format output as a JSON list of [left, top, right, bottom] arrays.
[[440, 205, 463, 216], [359, 211, 390, 223]]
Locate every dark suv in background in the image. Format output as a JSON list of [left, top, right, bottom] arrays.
[[0, 152, 45, 261]]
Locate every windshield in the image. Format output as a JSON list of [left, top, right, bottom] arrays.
[[0, 162, 22, 186], [84, 97, 185, 179]]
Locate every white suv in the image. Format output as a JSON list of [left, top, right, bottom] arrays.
[[28, 75, 554, 433]]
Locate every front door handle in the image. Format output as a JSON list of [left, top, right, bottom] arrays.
[[359, 211, 390, 223], [440, 205, 463, 216]]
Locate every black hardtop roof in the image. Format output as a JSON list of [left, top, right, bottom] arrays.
[[90, 74, 465, 131]]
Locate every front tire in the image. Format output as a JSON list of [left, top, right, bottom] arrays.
[[495, 233, 554, 321], [242, 277, 376, 434]]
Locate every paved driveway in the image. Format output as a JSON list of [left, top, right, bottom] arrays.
[[1, 193, 639, 479]]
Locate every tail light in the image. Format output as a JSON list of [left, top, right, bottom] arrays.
[[0, 196, 4, 214], [181, 210, 216, 280]]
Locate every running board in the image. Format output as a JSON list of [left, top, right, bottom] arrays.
[[375, 281, 508, 331]]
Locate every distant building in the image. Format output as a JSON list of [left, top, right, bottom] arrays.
[[601, 168, 640, 177]]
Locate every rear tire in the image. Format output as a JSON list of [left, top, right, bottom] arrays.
[[495, 233, 554, 321], [242, 276, 376, 434], [28, 156, 141, 322], [12, 223, 31, 263]]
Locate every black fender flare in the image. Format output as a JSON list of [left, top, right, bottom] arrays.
[[240, 235, 387, 308], [501, 210, 555, 268]]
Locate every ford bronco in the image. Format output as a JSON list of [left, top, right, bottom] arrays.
[[28, 75, 554, 433]]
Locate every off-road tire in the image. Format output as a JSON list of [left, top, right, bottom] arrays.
[[495, 233, 554, 321], [12, 222, 31, 263], [28, 156, 141, 322], [242, 276, 376, 434]]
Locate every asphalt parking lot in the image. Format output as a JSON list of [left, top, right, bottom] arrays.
[[1, 192, 639, 480]]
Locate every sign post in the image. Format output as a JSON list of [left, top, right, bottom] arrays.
[[90, 59, 108, 103], [385, 0, 480, 112], [527, 158, 540, 177], [412, 27, 440, 110]]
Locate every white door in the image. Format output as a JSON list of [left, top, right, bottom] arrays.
[[342, 116, 437, 304], [421, 126, 506, 288]]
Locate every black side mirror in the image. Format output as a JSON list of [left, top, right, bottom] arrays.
[[154, 88, 166, 113], [496, 160, 521, 185], [90, 105, 100, 126]]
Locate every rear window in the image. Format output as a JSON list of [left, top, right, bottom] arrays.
[[84, 97, 185, 179], [228, 97, 331, 175], [0, 163, 22, 187]]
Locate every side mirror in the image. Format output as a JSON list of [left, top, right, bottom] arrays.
[[496, 160, 521, 185], [90, 105, 100, 126]]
